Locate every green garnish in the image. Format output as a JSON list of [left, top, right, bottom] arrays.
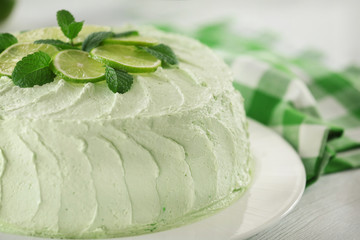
[[0, 43, 58, 77], [82, 31, 114, 52], [105, 66, 133, 94], [51, 49, 105, 83], [139, 44, 178, 66], [11, 51, 55, 88], [90, 45, 161, 73], [82, 31, 146, 52], [34, 39, 78, 50], [103, 35, 158, 46], [0, 33, 17, 52], [56, 9, 84, 45], [1, 9, 179, 95], [113, 31, 139, 38], [16, 26, 112, 44]]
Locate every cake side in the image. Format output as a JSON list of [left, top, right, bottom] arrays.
[[0, 89, 251, 238], [0, 25, 252, 238]]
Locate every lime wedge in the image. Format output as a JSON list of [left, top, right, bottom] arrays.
[[90, 45, 161, 73], [103, 36, 158, 46], [16, 25, 112, 45], [52, 50, 106, 83], [0, 43, 58, 77]]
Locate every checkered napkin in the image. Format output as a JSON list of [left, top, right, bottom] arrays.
[[231, 53, 360, 185], [161, 22, 360, 185]]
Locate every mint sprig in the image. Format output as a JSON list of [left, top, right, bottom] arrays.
[[56, 9, 84, 44], [34, 39, 78, 50], [82, 31, 141, 52], [82, 31, 114, 52], [105, 66, 133, 94], [113, 31, 139, 38], [139, 44, 178, 66], [12, 51, 55, 88], [0, 33, 17, 52]]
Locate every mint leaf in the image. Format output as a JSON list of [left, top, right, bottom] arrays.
[[113, 31, 139, 38], [82, 31, 114, 52], [34, 39, 78, 50], [139, 44, 178, 66], [0, 33, 17, 52], [56, 9, 83, 41], [67, 21, 84, 40], [57, 9, 74, 26], [12, 51, 55, 88], [105, 66, 133, 94], [56, 9, 74, 37]]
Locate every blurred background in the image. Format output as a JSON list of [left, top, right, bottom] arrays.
[[1, 0, 360, 68]]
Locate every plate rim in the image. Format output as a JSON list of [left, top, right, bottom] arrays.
[[233, 118, 306, 239]]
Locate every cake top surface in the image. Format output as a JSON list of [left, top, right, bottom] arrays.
[[0, 25, 234, 121]]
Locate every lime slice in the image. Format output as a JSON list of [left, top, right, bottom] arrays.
[[16, 25, 112, 45], [103, 36, 158, 46], [90, 45, 161, 73], [0, 43, 59, 77], [52, 50, 106, 83]]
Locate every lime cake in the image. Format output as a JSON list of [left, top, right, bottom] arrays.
[[0, 16, 252, 238]]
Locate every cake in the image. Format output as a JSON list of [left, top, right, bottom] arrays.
[[0, 24, 252, 238]]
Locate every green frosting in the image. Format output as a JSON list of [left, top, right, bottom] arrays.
[[0, 25, 252, 238]]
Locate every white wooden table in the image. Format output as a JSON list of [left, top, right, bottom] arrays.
[[249, 169, 360, 240]]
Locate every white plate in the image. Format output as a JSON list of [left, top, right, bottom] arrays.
[[2, 119, 306, 240]]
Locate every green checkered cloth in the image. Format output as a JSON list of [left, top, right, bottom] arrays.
[[158, 22, 360, 185]]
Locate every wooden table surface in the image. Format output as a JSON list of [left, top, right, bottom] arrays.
[[249, 169, 360, 240]]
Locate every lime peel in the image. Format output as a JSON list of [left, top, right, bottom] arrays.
[[90, 45, 161, 73], [103, 36, 159, 46]]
